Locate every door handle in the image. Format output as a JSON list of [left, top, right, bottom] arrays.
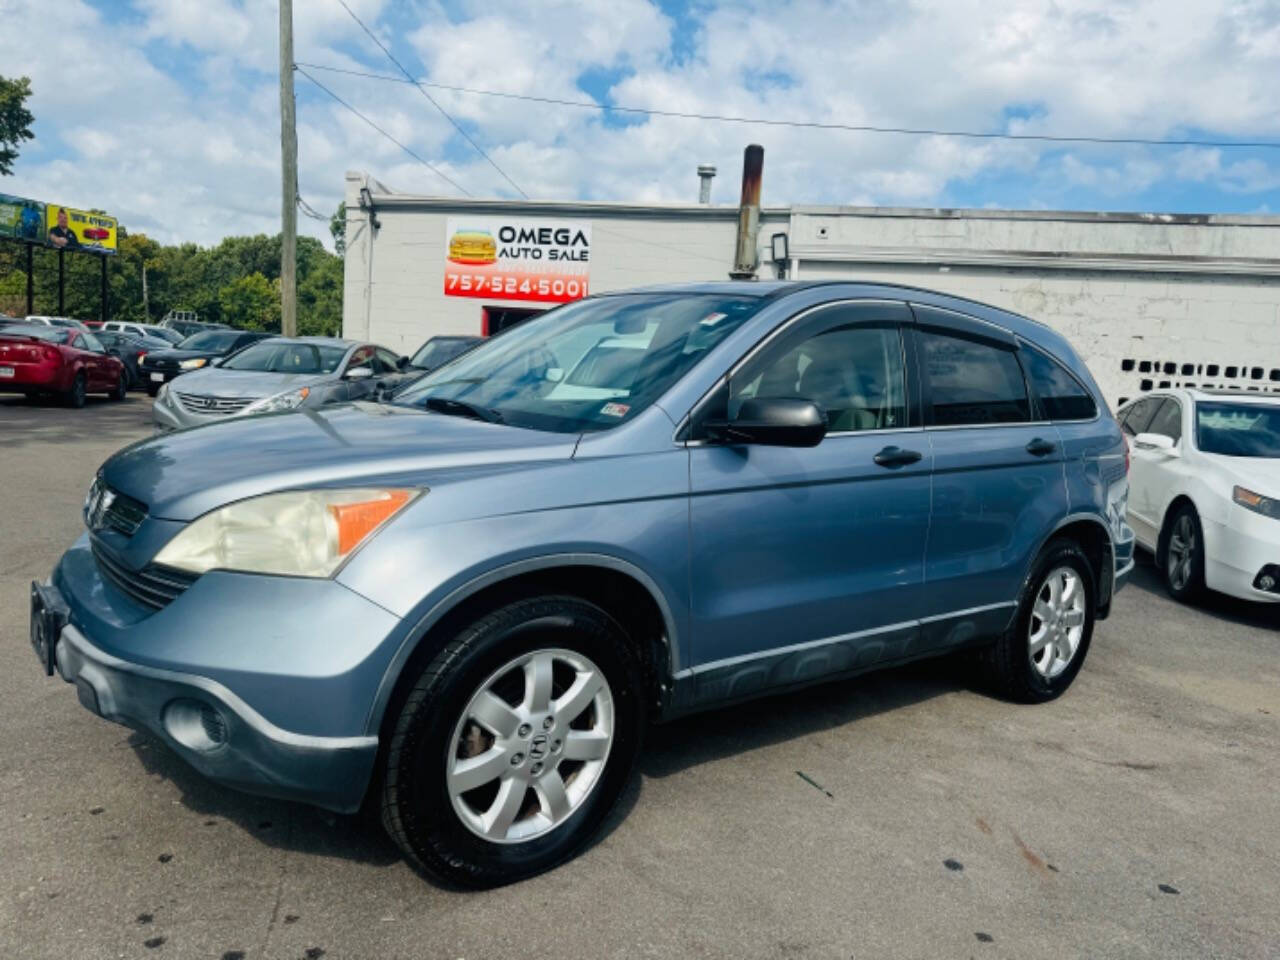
[[873, 445, 923, 468], [1026, 437, 1057, 457]]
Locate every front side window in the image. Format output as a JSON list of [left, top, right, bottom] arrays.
[[730, 325, 907, 432], [920, 331, 1029, 426], [1145, 398, 1183, 443], [394, 294, 761, 433], [1020, 343, 1097, 421], [220, 341, 347, 374], [82, 333, 105, 353], [1121, 398, 1159, 436], [1195, 402, 1280, 457]]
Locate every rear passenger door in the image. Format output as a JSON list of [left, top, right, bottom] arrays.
[[912, 305, 1069, 646]]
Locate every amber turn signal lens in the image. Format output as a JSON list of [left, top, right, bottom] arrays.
[[329, 490, 411, 555]]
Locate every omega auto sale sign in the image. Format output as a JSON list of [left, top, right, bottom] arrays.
[[444, 216, 590, 303]]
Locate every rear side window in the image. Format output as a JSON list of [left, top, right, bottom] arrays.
[[1020, 343, 1097, 421], [919, 331, 1029, 426]]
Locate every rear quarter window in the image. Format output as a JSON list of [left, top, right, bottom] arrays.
[[1019, 343, 1098, 421]]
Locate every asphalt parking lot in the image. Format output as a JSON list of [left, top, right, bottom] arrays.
[[2, 395, 1278, 960]]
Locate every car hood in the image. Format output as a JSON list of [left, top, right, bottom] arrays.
[[102, 401, 577, 521], [1209, 454, 1280, 496], [162, 367, 332, 398], [144, 348, 226, 362]]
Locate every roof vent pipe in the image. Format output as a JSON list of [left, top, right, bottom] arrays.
[[697, 164, 716, 204], [729, 145, 763, 280]]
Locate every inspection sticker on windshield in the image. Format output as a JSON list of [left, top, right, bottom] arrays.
[[699, 312, 729, 326], [600, 402, 630, 418]]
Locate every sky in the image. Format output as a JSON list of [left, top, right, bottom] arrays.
[[3, 0, 1279, 250]]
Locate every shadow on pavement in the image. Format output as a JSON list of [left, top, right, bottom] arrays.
[[0, 394, 153, 449]]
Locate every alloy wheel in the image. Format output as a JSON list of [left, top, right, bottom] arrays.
[[1167, 515, 1195, 592], [446, 648, 614, 844], [1028, 565, 1086, 679]]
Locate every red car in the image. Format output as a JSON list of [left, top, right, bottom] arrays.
[[0, 324, 128, 407]]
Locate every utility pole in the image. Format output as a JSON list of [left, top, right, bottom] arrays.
[[279, 0, 298, 336]]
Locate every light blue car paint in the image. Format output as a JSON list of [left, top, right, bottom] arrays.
[[34, 281, 1134, 813]]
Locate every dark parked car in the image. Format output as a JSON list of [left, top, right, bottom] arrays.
[[139, 329, 273, 396], [390, 335, 483, 396], [95, 331, 174, 389], [0, 324, 127, 406], [31, 282, 1133, 887]]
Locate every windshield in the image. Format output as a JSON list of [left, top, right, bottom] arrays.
[[150, 327, 185, 344], [179, 330, 243, 351], [1196, 401, 1280, 457], [410, 338, 478, 369], [0, 325, 66, 343], [220, 340, 347, 374], [394, 294, 761, 433]]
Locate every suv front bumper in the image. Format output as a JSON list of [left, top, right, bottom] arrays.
[[36, 601, 379, 812]]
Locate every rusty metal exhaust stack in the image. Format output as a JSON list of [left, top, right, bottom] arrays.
[[729, 145, 764, 280]]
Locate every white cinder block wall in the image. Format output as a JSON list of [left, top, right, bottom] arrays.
[[344, 172, 1280, 408]]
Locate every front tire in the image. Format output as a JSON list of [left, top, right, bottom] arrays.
[[381, 596, 644, 888], [110, 372, 127, 402], [981, 539, 1096, 703], [1159, 503, 1205, 603]]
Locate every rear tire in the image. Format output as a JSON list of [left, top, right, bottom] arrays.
[[146, 383, 160, 398], [381, 596, 644, 888], [980, 539, 1096, 703], [64, 373, 86, 409], [1158, 503, 1205, 603]]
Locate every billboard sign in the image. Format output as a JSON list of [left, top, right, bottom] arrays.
[[0, 193, 45, 243], [444, 216, 590, 303], [45, 204, 118, 254]]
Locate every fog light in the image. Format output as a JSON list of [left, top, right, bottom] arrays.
[[163, 698, 229, 751], [1252, 565, 1280, 594]]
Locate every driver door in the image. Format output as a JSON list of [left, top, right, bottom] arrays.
[[686, 300, 931, 704]]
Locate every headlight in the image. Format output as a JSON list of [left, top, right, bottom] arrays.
[[179, 357, 207, 370], [244, 386, 311, 414], [1233, 486, 1280, 519], [154, 488, 419, 577], [157, 381, 169, 400]]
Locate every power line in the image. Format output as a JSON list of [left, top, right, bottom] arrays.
[[296, 60, 1280, 152], [295, 65, 472, 196], [331, 0, 530, 198], [297, 192, 330, 221]]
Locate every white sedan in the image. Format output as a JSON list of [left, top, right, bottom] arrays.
[[1118, 389, 1280, 603]]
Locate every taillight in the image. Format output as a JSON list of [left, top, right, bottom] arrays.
[[43, 347, 60, 363], [136, 351, 147, 362]]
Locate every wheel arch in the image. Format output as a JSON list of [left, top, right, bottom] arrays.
[[364, 554, 681, 742], [1034, 513, 1116, 617], [1155, 493, 1199, 562]]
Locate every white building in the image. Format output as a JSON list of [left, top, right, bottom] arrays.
[[342, 169, 1280, 406]]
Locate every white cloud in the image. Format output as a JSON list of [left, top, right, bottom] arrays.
[[1, 0, 1277, 251]]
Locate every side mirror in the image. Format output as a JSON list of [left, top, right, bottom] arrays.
[[1133, 432, 1179, 456], [546, 367, 564, 383], [397, 355, 411, 370], [107, 348, 121, 356], [705, 397, 827, 448], [345, 365, 374, 380]]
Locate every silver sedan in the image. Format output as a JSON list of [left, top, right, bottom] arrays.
[[152, 337, 410, 431]]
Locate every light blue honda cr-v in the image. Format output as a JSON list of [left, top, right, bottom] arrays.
[[31, 282, 1134, 886]]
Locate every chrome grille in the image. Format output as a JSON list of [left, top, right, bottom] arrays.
[[91, 538, 197, 610], [175, 392, 255, 416], [85, 477, 148, 537]]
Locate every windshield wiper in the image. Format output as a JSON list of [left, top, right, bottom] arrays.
[[425, 396, 504, 423]]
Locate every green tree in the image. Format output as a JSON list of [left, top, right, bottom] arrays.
[[0, 75, 35, 175], [330, 202, 346, 257], [218, 272, 280, 331]]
